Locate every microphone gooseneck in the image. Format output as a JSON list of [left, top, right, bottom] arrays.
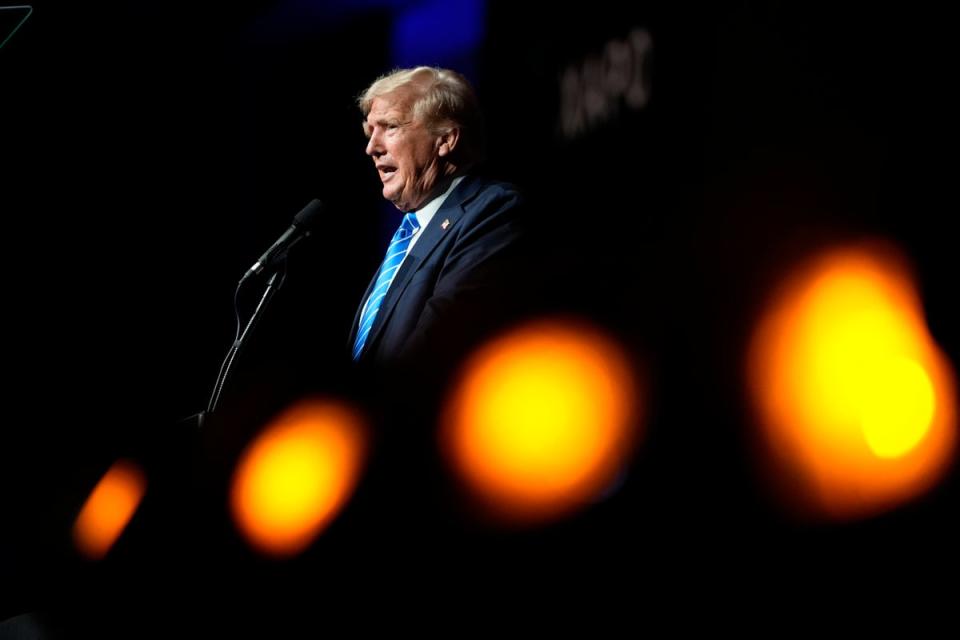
[[240, 198, 325, 284]]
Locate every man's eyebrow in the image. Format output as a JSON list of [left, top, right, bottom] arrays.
[[362, 115, 409, 136]]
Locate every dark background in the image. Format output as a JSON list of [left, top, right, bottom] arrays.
[[2, 0, 956, 627]]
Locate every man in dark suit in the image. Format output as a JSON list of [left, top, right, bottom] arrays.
[[350, 67, 530, 374], [345, 67, 539, 556]]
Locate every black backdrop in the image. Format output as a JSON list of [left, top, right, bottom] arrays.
[[2, 0, 957, 626]]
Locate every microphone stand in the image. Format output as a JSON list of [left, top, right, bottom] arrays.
[[181, 264, 288, 429], [177, 199, 322, 429]]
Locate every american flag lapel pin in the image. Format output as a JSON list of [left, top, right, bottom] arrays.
[[441, 218, 450, 230]]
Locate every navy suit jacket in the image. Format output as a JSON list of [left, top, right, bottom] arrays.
[[349, 174, 527, 368]]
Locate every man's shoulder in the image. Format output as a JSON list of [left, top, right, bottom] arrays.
[[467, 174, 522, 195], [452, 174, 524, 216]]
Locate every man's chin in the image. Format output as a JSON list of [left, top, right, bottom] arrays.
[[383, 191, 407, 211]]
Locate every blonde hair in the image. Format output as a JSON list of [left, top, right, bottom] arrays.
[[358, 66, 486, 165]]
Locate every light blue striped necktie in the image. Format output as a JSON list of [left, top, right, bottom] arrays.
[[353, 212, 421, 360]]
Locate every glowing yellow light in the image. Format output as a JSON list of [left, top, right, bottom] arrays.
[[442, 320, 641, 525], [230, 399, 366, 557], [73, 459, 146, 560], [747, 242, 956, 520], [860, 357, 935, 459]]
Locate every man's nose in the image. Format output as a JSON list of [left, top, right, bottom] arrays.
[[365, 131, 383, 157]]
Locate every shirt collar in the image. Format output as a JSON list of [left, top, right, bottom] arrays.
[[414, 175, 466, 232]]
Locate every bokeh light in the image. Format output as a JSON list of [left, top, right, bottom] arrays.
[[441, 319, 641, 525], [73, 459, 147, 560], [230, 398, 367, 557], [747, 242, 956, 520]]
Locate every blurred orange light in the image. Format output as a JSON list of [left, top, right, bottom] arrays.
[[230, 399, 367, 557], [747, 242, 956, 520], [442, 320, 641, 525], [73, 459, 146, 560]]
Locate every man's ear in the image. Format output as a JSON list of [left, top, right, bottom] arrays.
[[436, 126, 461, 157]]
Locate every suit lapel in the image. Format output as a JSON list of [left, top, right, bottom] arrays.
[[360, 175, 484, 357]]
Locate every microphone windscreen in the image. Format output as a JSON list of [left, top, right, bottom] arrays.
[[293, 199, 325, 229]]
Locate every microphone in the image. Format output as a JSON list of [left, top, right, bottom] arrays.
[[241, 199, 324, 283]]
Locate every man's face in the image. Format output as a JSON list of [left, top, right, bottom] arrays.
[[364, 89, 444, 212]]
